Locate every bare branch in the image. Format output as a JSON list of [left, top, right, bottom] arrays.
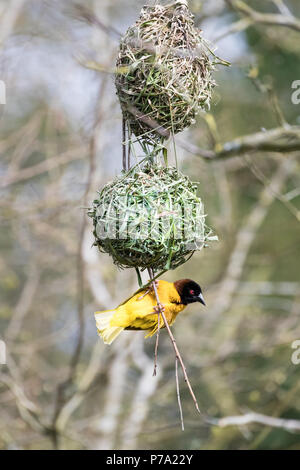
[[179, 125, 300, 159], [148, 269, 201, 419], [54, 343, 103, 434], [211, 411, 300, 432], [225, 0, 300, 33], [5, 264, 40, 342], [73, 4, 121, 40], [1, 146, 87, 188]]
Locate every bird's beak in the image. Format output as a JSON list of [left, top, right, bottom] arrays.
[[197, 292, 206, 306]]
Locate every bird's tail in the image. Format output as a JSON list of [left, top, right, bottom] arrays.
[[94, 310, 124, 345]]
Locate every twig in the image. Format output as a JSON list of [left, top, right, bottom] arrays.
[[126, 105, 171, 139], [159, 306, 201, 414], [178, 125, 300, 160], [175, 358, 184, 431], [122, 118, 127, 171], [5, 263, 40, 342], [127, 135, 131, 171], [209, 411, 300, 432], [224, 0, 300, 33], [248, 75, 288, 127], [73, 4, 121, 40], [148, 268, 201, 421], [0, 146, 86, 188], [271, 0, 293, 17], [1, 355, 47, 435], [213, 18, 252, 42], [244, 155, 300, 222], [153, 317, 160, 377], [148, 267, 186, 430], [148, 268, 160, 377], [55, 343, 102, 433]]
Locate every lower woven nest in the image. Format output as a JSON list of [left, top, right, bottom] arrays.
[[88, 164, 216, 272]]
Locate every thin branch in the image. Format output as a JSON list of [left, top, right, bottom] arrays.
[[214, 18, 252, 42], [148, 269, 201, 421], [244, 155, 300, 222], [225, 0, 300, 33], [148, 268, 161, 377], [122, 117, 127, 171], [179, 125, 300, 160], [1, 354, 47, 435], [54, 343, 102, 434], [127, 105, 171, 139], [175, 358, 184, 432], [210, 411, 300, 432], [72, 4, 121, 40], [271, 0, 293, 17], [1, 146, 86, 188], [5, 263, 40, 342]]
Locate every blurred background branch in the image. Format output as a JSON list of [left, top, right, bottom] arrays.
[[179, 125, 300, 159], [225, 0, 300, 32], [212, 411, 300, 432]]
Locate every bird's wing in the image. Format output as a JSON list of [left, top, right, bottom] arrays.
[[109, 289, 160, 328], [110, 280, 182, 330]]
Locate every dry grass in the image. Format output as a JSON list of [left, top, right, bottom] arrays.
[[88, 163, 217, 272], [115, 2, 227, 144]]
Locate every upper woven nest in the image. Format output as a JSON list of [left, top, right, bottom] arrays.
[[88, 163, 217, 272], [115, 1, 219, 143]]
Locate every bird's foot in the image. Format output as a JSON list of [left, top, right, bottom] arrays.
[[138, 280, 159, 300], [153, 303, 165, 314]]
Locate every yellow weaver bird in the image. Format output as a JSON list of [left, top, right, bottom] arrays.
[[95, 279, 205, 345]]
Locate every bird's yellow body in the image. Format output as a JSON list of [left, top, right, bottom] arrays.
[[95, 280, 186, 345]]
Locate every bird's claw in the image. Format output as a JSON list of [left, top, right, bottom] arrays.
[[138, 280, 159, 300], [153, 303, 165, 314]]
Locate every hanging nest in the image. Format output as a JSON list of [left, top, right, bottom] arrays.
[[88, 164, 217, 272], [115, 1, 224, 142]]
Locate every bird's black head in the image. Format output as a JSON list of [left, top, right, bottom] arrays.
[[174, 279, 206, 306]]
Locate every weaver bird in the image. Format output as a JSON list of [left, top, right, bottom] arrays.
[[95, 279, 205, 345]]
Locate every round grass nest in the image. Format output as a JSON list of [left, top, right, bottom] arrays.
[[88, 164, 217, 272], [115, 1, 219, 142]]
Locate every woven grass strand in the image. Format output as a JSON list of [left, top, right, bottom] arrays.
[[115, 2, 220, 143], [88, 164, 216, 272]]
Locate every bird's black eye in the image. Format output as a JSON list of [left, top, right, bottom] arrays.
[[189, 289, 195, 295]]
